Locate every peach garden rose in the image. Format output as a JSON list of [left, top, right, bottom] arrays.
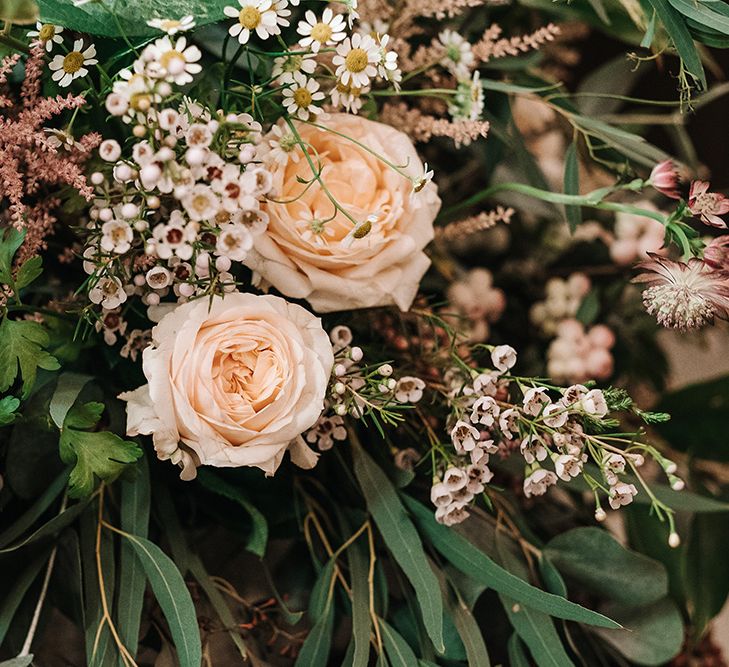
[[246, 113, 441, 312], [120, 292, 334, 479]]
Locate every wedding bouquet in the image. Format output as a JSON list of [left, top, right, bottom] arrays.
[[2, 0, 729, 664]]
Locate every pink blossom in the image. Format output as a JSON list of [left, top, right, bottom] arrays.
[[688, 180, 729, 229], [704, 235, 729, 271], [649, 160, 681, 199]]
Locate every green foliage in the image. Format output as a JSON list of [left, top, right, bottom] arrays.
[[58, 401, 142, 498], [38, 0, 232, 37], [0, 395, 20, 426], [562, 141, 581, 233], [0, 318, 60, 398], [352, 443, 446, 653], [0, 0, 38, 23]]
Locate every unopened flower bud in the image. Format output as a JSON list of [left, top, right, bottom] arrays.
[[350, 346, 363, 362], [595, 508, 607, 522], [334, 403, 346, 416], [334, 363, 347, 377], [379, 364, 393, 377], [668, 532, 681, 548], [90, 171, 105, 186], [133, 124, 146, 137]]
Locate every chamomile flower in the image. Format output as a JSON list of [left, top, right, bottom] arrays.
[[374, 34, 401, 89], [413, 163, 434, 193], [438, 29, 474, 79], [223, 0, 286, 45], [297, 8, 347, 53], [341, 0, 359, 27], [146, 15, 196, 35], [49, 39, 97, 88], [449, 70, 484, 122], [333, 33, 380, 88], [282, 73, 325, 120], [264, 124, 301, 166], [271, 53, 317, 84], [329, 81, 368, 114], [142, 36, 202, 85], [27, 22, 63, 52]]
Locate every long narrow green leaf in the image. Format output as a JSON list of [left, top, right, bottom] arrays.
[[645, 0, 706, 89], [497, 537, 575, 667], [120, 533, 202, 667], [508, 633, 532, 667], [49, 372, 92, 429], [352, 445, 445, 652], [402, 496, 619, 629], [295, 562, 336, 666], [188, 555, 250, 662], [563, 142, 582, 233], [449, 597, 491, 667], [381, 620, 419, 667], [197, 470, 268, 557], [116, 456, 151, 661], [0, 500, 88, 554], [667, 0, 729, 34], [348, 539, 372, 667], [0, 551, 50, 645], [0, 470, 68, 548]]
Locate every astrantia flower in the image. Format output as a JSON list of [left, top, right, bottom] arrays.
[[49, 39, 97, 87], [297, 8, 346, 53], [649, 160, 681, 199], [147, 15, 196, 34], [333, 33, 380, 88], [688, 180, 729, 229], [27, 22, 63, 52], [634, 253, 729, 330], [282, 73, 325, 120], [704, 235, 729, 271], [223, 0, 285, 44]]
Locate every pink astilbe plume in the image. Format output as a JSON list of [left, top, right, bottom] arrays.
[[472, 24, 561, 64], [0, 44, 100, 258]]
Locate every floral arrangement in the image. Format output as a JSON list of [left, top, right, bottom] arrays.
[[2, 0, 729, 664]]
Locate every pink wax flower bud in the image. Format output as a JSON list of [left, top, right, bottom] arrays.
[[649, 160, 682, 200]]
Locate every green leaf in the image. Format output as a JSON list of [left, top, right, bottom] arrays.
[[654, 375, 729, 461], [666, 0, 729, 34], [544, 527, 668, 607], [508, 634, 532, 667], [188, 554, 250, 661], [594, 598, 684, 665], [196, 470, 268, 557], [685, 512, 729, 635], [120, 533, 202, 667], [295, 562, 335, 667], [448, 597, 491, 667], [575, 289, 600, 326], [347, 538, 372, 667], [0, 318, 60, 398], [0, 470, 68, 548], [645, 0, 706, 89], [0, 656, 35, 667], [59, 401, 142, 498], [496, 536, 575, 667], [352, 445, 445, 652], [116, 456, 151, 659], [0, 499, 88, 553], [0, 550, 49, 645], [0, 227, 24, 286], [563, 141, 582, 233], [402, 496, 620, 629], [381, 620, 419, 667], [49, 372, 92, 429], [0, 395, 20, 426], [15, 256, 42, 290], [38, 0, 234, 37]]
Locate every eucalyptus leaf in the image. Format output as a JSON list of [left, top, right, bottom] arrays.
[[563, 141, 581, 233], [120, 533, 202, 667], [352, 445, 445, 652], [381, 619, 419, 667]]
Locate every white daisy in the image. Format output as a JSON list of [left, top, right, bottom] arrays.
[[329, 80, 368, 114], [333, 33, 379, 88], [296, 8, 346, 53], [146, 15, 196, 35], [282, 73, 325, 120], [264, 124, 301, 166], [27, 22, 63, 52], [271, 53, 316, 84], [223, 0, 287, 45], [142, 36, 202, 85], [49, 39, 98, 88], [375, 33, 400, 88], [438, 29, 474, 79]]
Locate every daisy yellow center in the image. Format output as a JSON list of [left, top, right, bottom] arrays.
[[239, 6, 262, 29], [38, 24, 56, 41], [63, 51, 85, 74], [310, 22, 333, 43], [160, 49, 185, 70], [345, 48, 368, 73], [293, 87, 313, 108], [160, 19, 181, 31]]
